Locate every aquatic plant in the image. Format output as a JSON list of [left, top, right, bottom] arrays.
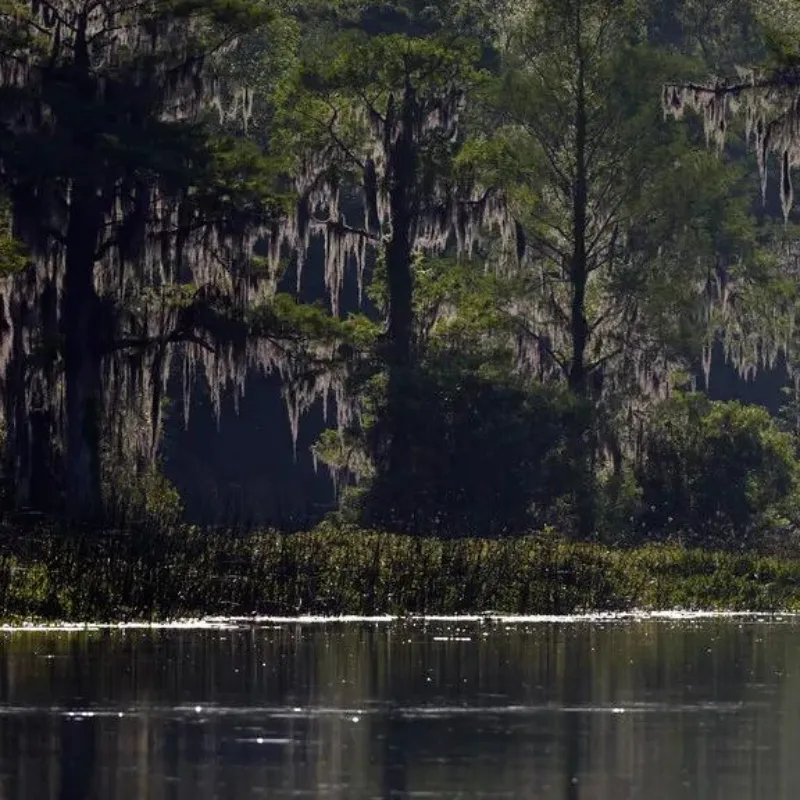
[[1, 519, 799, 621]]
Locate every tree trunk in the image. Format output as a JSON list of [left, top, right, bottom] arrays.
[[382, 77, 418, 521], [62, 188, 103, 519], [569, 16, 596, 541], [59, 15, 104, 520]]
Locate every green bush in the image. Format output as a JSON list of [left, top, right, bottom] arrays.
[[636, 394, 800, 547], [360, 366, 583, 537]]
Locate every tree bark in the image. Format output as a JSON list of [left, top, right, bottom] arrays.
[[382, 75, 418, 518], [59, 14, 104, 519], [62, 183, 103, 519], [568, 8, 596, 540]]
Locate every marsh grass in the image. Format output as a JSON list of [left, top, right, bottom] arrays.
[[0, 520, 798, 621]]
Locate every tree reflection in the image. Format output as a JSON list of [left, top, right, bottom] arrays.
[[0, 621, 798, 798]]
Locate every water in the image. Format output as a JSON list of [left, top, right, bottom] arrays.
[[0, 615, 799, 798]]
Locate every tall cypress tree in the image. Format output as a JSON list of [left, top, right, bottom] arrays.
[[0, 0, 282, 518]]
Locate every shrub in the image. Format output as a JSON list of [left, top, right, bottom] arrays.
[[360, 366, 583, 537], [636, 394, 800, 547]]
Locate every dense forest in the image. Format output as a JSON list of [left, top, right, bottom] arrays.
[[2, 0, 800, 551]]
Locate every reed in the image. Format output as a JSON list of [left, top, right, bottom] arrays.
[[0, 520, 798, 621]]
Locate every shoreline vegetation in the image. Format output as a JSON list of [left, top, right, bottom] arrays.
[[2, 521, 800, 623]]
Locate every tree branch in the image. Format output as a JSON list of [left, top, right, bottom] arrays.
[[317, 216, 381, 243], [586, 346, 624, 375], [102, 329, 216, 355], [320, 102, 366, 171], [506, 313, 569, 375]]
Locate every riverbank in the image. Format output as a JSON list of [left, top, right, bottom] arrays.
[[1, 520, 799, 621]]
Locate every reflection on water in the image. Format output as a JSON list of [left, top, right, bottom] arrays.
[[0, 618, 799, 798]]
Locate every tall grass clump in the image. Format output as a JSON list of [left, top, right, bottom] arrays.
[[0, 519, 799, 621]]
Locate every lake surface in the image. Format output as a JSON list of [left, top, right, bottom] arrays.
[[0, 615, 799, 799]]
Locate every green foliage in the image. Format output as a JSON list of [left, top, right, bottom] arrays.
[[491, 23, 771, 371], [0, 233, 26, 277], [190, 136, 287, 230], [273, 17, 487, 192], [0, 0, 286, 257], [753, 0, 800, 67], [141, 467, 184, 524], [596, 467, 643, 542], [102, 453, 184, 527], [368, 251, 510, 362], [253, 293, 380, 348], [0, 197, 27, 276], [637, 395, 800, 547], [312, 427, 374, 496], [641, 0, 767, 70], [305, 29, 482, 93]]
